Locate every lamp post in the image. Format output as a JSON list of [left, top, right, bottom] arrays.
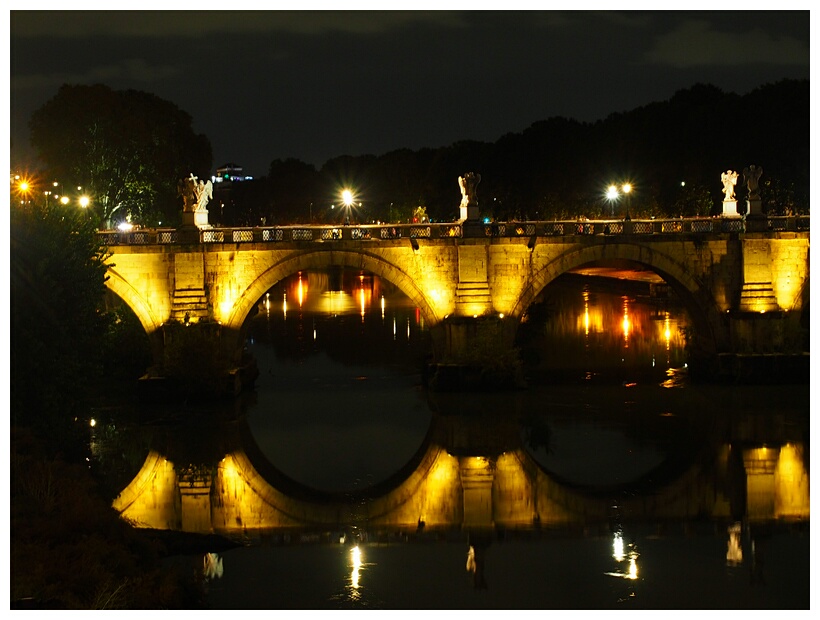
[[622, 183, 632, 221], [606, 184, 620, 217], [16, 178, 31, 205], [341, 188, 354, 225]]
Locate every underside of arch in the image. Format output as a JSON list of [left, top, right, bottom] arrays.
[[225, 250, 439, 332], [512, 243, 722, 354], [104, 268, 163, 335]]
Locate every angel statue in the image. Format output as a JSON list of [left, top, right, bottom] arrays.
[[720, 170, 738, 202], [193, 175, 213, 212], [743, 165, 763, 200], [459, 172, 481, 208], [178, 174, 213, 212]]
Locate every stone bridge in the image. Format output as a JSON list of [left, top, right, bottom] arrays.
[[112, 396, 809, 536], [101, 217, 809, 382]]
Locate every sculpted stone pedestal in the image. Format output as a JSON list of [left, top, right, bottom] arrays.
[[460, 203, 480, 222], [722, 200, 740, 217], [181, 209, 211, 229], [744, 199, 768, 232], [746, 198, 763, 217]]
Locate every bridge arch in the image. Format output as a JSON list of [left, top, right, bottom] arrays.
[[104, 268, 164, 335], [223, 249, 441, 334], [511, 242, 724, 355]]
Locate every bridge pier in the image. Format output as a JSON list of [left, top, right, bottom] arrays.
[[459, 457, 495, 529], [427, 315, 524, 390], [138, 321, 258, 400]]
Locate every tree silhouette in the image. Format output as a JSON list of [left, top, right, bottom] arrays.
[[29, 84, 212, 227]]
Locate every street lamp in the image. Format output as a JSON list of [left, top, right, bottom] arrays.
[[15, 177, 32, 204], [622, 183, 632, 221], [79, 196, 90, 209], [606, 184, 620, 217], [341, 188, 354, 225]]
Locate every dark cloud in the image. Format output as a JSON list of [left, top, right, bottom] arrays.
[[10, 10, 469, 38], [645, 18, 809, 68], [10, 10, 810, 177]]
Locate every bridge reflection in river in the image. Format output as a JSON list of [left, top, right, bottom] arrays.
[[103, 268, 808, 609]]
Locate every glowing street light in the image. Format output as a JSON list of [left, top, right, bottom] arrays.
[[341, 188, 355, 225], [622, 183, 632, 221], [79, 195, 90, 208], [605, 184, 620, 217], [15, 177, 32, 204]]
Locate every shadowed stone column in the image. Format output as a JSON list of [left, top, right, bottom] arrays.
[[459, 456, 495, 529], [742, 446, 779, 522], [179, 469, 214, 533]]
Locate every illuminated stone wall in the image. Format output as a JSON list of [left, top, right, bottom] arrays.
[[112, 451, 180, 530], [114, 439, 806, 533], [774, 443, 810, 519], [105, 231, 810, 368]]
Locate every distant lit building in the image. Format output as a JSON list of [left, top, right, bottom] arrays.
[[211, 163, 254, 226], [213, 163, 253, 184]]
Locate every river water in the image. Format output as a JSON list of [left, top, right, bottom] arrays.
[[97, 268, 810, 609]]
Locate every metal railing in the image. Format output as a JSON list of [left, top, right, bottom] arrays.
[[98, 215, 808, 246]]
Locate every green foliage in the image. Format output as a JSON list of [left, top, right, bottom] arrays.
[[10, 198, 111, 440], [29, 84, 212, 227], [669, 182, 715, 217], [412, 205, 429, 222]]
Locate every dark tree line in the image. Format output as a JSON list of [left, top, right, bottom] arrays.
[[220, 79, 808, 226], [29, 84, 212, 228], [26, 79, 807, 229]]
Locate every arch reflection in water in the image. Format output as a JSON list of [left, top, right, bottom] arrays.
[[104, 266, 807, 608], [106, 380, 808, 608], [112, 395, 808, 540]]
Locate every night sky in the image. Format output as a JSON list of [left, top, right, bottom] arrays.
[[9, 9, 811, 179]]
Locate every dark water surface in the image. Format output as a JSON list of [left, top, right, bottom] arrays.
[[102, 269, 810, 609]]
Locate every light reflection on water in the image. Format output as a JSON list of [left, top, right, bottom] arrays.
[[244, 269, 696, 491], [100, 267, 808, 609]]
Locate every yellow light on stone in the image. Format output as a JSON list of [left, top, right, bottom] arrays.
[[219, 298, 234, 319]]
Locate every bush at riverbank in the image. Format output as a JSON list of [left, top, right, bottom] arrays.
[[10, 425, 206, 609]]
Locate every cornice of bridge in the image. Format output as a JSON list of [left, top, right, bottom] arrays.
[[98, 216, 809, 248]]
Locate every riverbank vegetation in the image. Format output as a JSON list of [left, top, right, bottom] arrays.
[[10, 197, 206, 608]]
